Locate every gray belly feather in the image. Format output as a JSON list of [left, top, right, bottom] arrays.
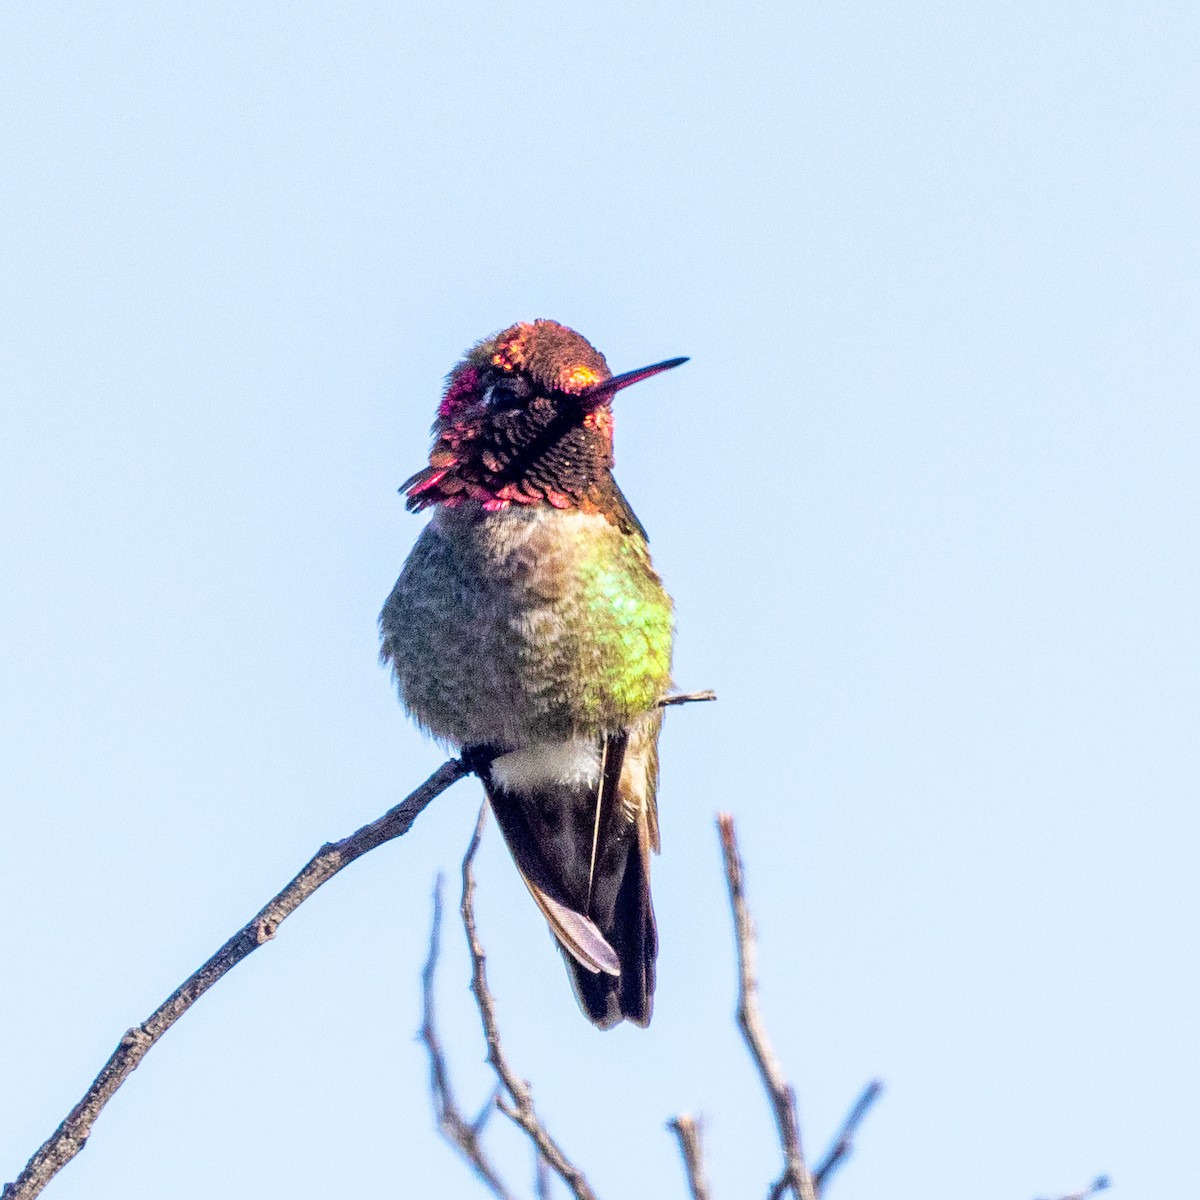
[[379, 504, 672, 749]]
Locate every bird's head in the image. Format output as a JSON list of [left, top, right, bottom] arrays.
[[403, 320, 686, 521]]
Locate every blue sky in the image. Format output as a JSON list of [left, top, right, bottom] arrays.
[[2, 2, 1197, 1197]]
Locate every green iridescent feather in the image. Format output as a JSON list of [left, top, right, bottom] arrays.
[[380, 503, 673, 750]]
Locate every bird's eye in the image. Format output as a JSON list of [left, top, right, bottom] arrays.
[[484, 376, 532, 407]]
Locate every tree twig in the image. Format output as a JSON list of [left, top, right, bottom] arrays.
[[460, 804, 599, 1200], [667, 1114, 712, 1200], [657, 689, 717, 707], [420, 875, 516, 1200], [3, 757, 471, 1200], [717, 813, 816, 1200], [812, 1080, 883, 1192]]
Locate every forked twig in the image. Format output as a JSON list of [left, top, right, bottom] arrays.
[[717, 813, 816, 1200], [3, 758, 471, 1200], [460, 804, 598, 1200], [421, 875, 515, 1200], [668, 821, 882, 1199]]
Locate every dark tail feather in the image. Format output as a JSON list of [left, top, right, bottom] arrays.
[[472, 731, 660, 1029], [568, 829, 658, 1028], [571, 727, 657, 1027]]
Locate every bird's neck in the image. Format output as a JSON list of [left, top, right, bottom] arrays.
[[403, 409, 639, 531]]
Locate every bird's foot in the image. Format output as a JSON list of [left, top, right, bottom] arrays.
[[460, 743, 499, 779]]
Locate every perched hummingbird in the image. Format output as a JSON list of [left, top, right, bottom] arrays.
[[380, 319, 685, 1028]]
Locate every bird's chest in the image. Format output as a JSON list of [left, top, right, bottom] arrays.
[[441, 503, 611, 607], [420, 505, 662, 660], [382, 504, 673, 746]]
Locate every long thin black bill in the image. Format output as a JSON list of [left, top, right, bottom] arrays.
[[583, 356, 689, 407]]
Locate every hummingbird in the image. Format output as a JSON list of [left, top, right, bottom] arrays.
[[379, 319, 686, 1028]]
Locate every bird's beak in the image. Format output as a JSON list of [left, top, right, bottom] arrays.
[[581, 356, 688, 410]]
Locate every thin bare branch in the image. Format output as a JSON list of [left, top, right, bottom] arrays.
[[420, 875, 516, 1200], [460, 804, 599, 1200], [668, 1114, 712, 1200], [657, 689, 717, 707], [3, 757, 471, 1200], [717, 813, 816, 1200], [470, 1085, 503, 1138], [812, 1080, 883, 1192]]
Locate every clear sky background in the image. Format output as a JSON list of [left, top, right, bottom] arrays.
[[2, 3, 1197, 1198]]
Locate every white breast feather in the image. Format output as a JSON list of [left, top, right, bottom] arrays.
[[491, 739, 602, 793]]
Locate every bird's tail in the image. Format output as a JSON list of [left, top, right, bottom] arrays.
[[475, 719, 660, 1028]]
